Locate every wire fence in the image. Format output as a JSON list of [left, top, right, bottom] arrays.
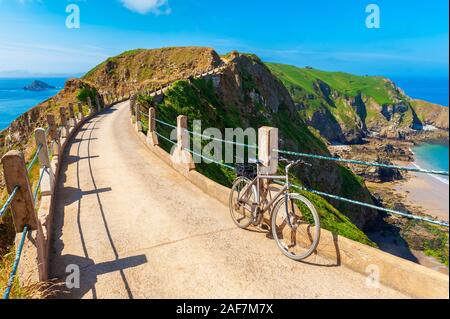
[[274, 149, 449, 176], [141, 112, 449, 229], [1, 133, 49, 299]]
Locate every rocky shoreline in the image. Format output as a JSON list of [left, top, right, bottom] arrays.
[[329, 134, 449, 272]]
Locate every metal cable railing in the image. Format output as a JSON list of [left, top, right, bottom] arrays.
[[184, 128, 258, 149], [26, 143, 43, 172], [273, 181, 449, 227], [274, 149, 449, 176], [186, 148, 235, 170], [3, 166, 47, 299]]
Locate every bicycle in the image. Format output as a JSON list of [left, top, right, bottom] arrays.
[[229, 157, 321, 261]]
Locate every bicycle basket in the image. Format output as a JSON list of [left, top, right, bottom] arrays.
[[235, 163, 257, 179]]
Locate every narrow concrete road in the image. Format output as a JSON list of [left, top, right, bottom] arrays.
[[49, 101, 408, 299]]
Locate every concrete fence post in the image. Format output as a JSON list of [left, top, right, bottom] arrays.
[[59, 107, 69, 138], [68, 103, 76, 127], [135, 102, 142, 132], [130, 95, 136, 116], [77, 102, 84, 120], [1, 151, 38, 232], [171, 115, 195, 173], [46, 114, 60, 158], [258, 126, 279, 175], [147, 107, 158, 146], [87, 97, 94, 115], [95, 95, 101, 113], [34, 128, 55, 195], [258, 126, 279, 203]]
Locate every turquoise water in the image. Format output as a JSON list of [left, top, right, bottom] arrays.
[[0, 78, 67, 131], [413, 143, 449, 183]]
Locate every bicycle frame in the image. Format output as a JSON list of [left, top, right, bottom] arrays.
[[238, 162, 293, 215]]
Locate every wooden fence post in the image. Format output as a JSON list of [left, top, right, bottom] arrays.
[[87, 97, 94, 115], [46, 114, 60, 157], [147, 107, 158, 146], [77, 102, 84, 120], [1, 151, 38, 232], [68, 103, 77, 127], [59, 107, 69, 138], [135, 102, 142, 132], [34, 128, 54, 195], [95, 95, 101, 113]]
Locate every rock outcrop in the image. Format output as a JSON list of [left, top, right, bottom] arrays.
[[23, 80, 55, 91]]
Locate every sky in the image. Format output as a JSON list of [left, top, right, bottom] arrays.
[[0, 0, 448, 78]]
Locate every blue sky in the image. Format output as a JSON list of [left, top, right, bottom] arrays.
[[0, 0, 448, 78]]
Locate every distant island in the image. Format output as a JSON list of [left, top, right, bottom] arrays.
[[23, 80, 55, 91]]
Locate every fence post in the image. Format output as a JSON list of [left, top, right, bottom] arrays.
[[77, 102, 84, 120], [59, 107, 69, 138], [34, 128, 54, 195], [46, 114, 60, 158], [87, 97, 94, 115], [1, 151, 38, 232], [258, 126, 279, 175], [135, 101, 142, 132], [95, 95, 101, 113], [130, 95, 136, 116], [171, 115, 195, 173], [68, 103, 76, 127], [147, 107, 158, 146]]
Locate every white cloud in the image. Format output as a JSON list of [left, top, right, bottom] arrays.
[[121, 0, 171, 15]]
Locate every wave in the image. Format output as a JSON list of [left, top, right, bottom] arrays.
[[412, 162, 449, 186]]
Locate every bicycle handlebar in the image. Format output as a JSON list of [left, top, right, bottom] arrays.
[[280, 157, 312, 167]]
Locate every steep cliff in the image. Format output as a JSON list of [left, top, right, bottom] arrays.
[[266, 63, 448, 144]]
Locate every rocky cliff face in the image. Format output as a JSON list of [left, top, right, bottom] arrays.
[[266, 63, 448, 144]]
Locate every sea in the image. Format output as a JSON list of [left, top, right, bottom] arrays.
[[0, 76, 449, 177], [0, 77, 67, 131], [390, 76, 449, 184]]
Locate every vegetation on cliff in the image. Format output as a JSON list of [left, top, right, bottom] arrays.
[[266, 63, 448, 144]]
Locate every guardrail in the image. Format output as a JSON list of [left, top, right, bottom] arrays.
[[0, 97, 103, 299]]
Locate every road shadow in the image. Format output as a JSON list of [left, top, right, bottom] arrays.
[[51, 116, 142, 299], [50, 254, 147, 299]]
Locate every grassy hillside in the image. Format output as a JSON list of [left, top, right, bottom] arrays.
[[267, 63, 398, 105], [266, 63, 420, 143]]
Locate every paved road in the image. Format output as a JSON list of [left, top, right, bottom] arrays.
[[49, 101, 408, 299]]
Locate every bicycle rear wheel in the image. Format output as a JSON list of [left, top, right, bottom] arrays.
[[229, 177, 257, 229], [271, 194, 320, 261]]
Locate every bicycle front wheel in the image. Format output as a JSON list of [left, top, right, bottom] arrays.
[[229, 177, 257, 229], [271, 194, 320, 261]]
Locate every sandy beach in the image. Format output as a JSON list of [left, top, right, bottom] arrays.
[[394, 168, 449, 222]]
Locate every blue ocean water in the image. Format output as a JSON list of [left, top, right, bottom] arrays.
[[413, 143, 449, 184], [0, 78, 67, 131], [390, 76, 449, 107]]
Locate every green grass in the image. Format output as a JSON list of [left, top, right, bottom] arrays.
[[266, 63, 397, 105]]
